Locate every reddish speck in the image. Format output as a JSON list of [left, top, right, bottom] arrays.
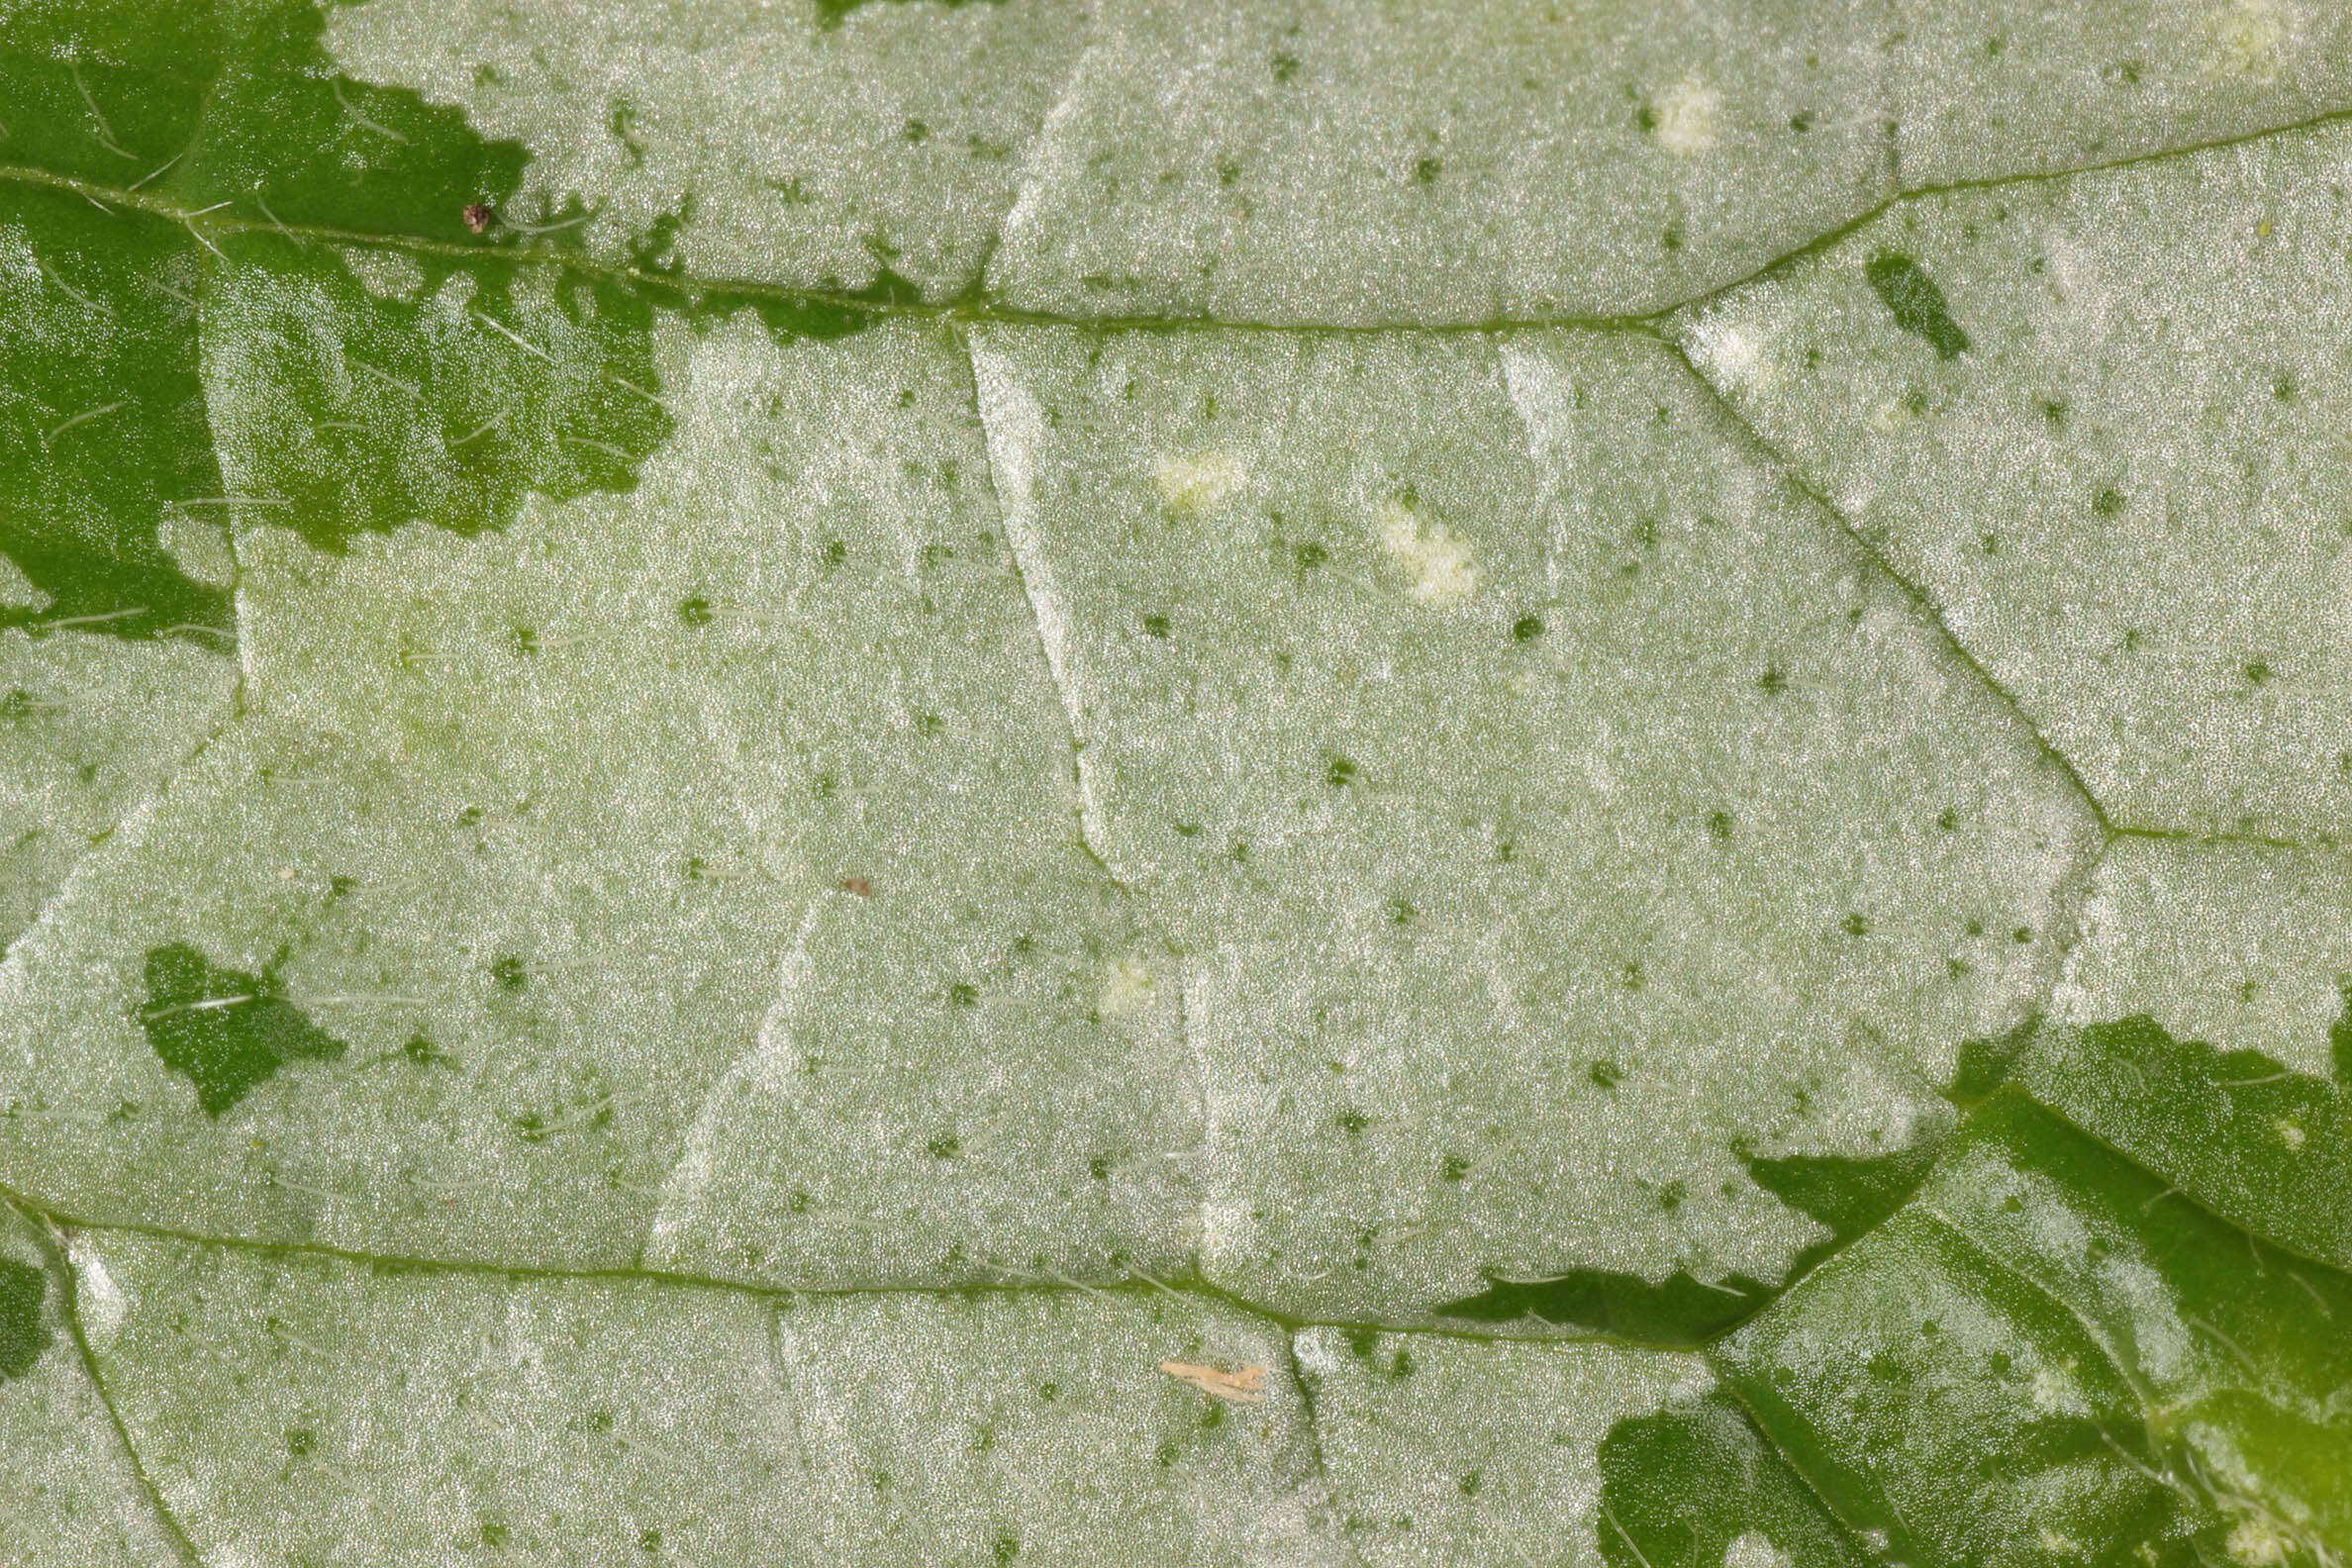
[[839, 876, 874, 897], [461, 203, 494, 235]]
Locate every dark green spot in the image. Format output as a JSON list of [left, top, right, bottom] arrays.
[[1842, 912, 1870, 936], [1864, 253, 1970, 359], [1336, 1108, 1370, 1135], [1326, 755, 1358, 788], [1141, 613, 1170, 638], [1440, 1154, 1471, 1182], [489, 955, 527, 991], [1756, 666, 1789, 696], [947, 982, 979, 1008], [1589, 1060, 1623, 1089], [0, 1259, 50, 1380], [676, 596, 713, 627], [928, 1134, 960, 1159], [1511, 614, 1545, 642], [139, 942, 346, 1116], [2092, 487, 2126, 518], [813, 0, 1005, 26]]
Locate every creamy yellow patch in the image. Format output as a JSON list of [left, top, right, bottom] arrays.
[[2276, 1118, 2305, 1150], [2205, 0, 2286, 79], [1100, 956, 1160, 1019], [1687, 314, 1772, 390], [0, 552, 51, 612], [1376, 498, 1478, 605], [1153, 449, 1246, 515], [2226, 1517, 2291, 1567], [1651, 76, 1723, 157]]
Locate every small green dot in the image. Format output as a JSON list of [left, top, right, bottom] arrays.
[[1511, 614, 1545, 642]]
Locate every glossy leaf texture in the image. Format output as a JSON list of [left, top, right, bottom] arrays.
[[4, 0, 2352, 1564]]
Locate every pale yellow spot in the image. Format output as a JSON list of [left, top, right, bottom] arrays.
[[1651, 77, 1723, 157], [1376, 499, 1478, 605], [1100, 957, 1159, 1019], [1688, 315, 1772, 390], [1153, 450, 1245, 515], [0, 552, 51, 612], [2038, 1528, 2084, 1556], [1722, 1531, 1791, 1568], [2255, 220, 2274, 239], [1158, 1361, 1267, 1403], [2029, 1365, 2080, 1415], [2227, 1517, 2291, 1567], [2276, 1119, 2304, 1150], [2205, 0, 2286, 80], [158, 514, 238, 589]]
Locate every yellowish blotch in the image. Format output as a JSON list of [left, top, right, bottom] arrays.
[[1158, 1361, 1267, 1404], [0, 552, 51, 612], [1376, 498, 1478, 605], [1100, 957, 1159, 1019], [2205, 0, 2286, 79], [1154, 450, 1246, 516], [2276, 1118, 2304, 1150], [2038, 1528, 2084, 1556], [2226, 1517, 2291, 1567], [1651, 76, 1723, 157], [1688, 315, 1772, 390]]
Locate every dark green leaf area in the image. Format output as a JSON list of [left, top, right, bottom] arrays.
[[1930, 1098, 2352, 1561], [1433, 1139, 1939, 1344], [174, 1, 529, 246], [0, 186, 233, 637], [0, 0, 219, 189], [209, 236, 673, 551], [1596, 1391, 1875, 1568], [0, 1256, 49, 1381], [815, 0, 1009, 32], [1866, 253, 1971, 360], [2015, 1006, 2352, 1270], [6, 1, 526, 248], [1713, 1096, 2352, 1567], [139, 941, 345, 1118]]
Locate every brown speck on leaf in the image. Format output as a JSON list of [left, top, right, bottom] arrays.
[[461, 203, 495, 235], [839, 876, 873, 897], [1157, 1361, 1268, 1404]]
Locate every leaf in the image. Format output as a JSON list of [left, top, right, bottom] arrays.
[[4, 1, 2352, 1564]]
